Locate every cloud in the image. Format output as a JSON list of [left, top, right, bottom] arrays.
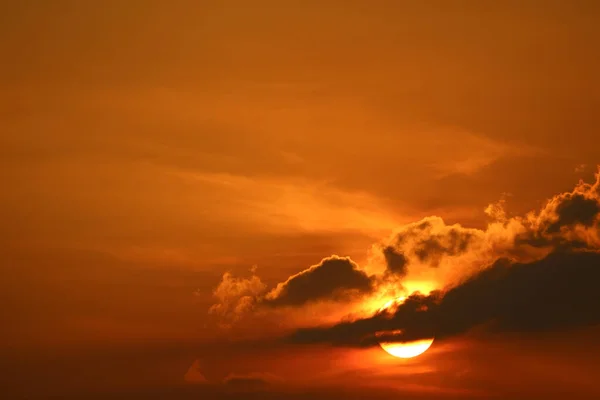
[[210, 167, 600, 339], [381, 245, 408, 276], [183, 359, 283, 391], [368, 215, 522, 290], [546, 193, 600, 233], [395, 219, 476, 267], [516, 171, 600, 249], [208, 268, 267, 325], [288, 168, 600, 346], [264, 256, 374, 307], [372, 168, 600, 282], [222, 372, 283, 390], [290, 249, 600, 346], [208, 256, 377, 326], [379, 216, 492, 272]]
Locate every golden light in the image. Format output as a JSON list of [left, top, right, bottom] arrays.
[[377, 296, 406, 313], [377, 297, 434, 359]]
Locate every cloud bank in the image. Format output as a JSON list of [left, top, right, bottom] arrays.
[[290, 250, 600, 346], [210, 167, 600, 345]]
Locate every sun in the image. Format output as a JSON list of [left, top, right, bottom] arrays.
[[379, 338, 434, 358], [377, 297, 434, 359]]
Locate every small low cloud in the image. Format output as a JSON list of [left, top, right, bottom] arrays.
[[208, 268, 267, 326], [208, 256, 377, 325], [264, 256, 374, 307], [184, 359, 209, 384], [222, 372, 283, 390]]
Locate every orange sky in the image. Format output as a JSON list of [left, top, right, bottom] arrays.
[[2, 1, 600, 399]]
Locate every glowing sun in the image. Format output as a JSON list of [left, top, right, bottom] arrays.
[[377, 297, 434, 359]]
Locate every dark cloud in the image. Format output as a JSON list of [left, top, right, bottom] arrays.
[[515, 177, 600, 249], [412, 229, 474, 266], [290, 291, 438, 346], [264, 256, 374, 307], [381, 245, 408, 276], [210, 168, 600, 330], [545, 193, 600, 233], [290, 250, 600, 346], [514, 232, 590, 250]]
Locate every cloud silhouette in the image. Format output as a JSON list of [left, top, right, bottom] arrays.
[[290, 170, 600, 346], [208, 270, 267, 325], [381, 245, 408, 276], [545, 193, 600, 233], [210, 167, 600, 335], [208, 255, 376, 324], [290, 249, 600, 346], [264, 256, 374, 307], [515, 172, 600, 249]]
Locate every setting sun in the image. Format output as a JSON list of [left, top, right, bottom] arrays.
[[377, 297, 435, 359], [379, 338, 435, 359]]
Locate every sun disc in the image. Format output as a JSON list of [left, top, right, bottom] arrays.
[[379, 338, 434, 358], [377, 296, 434, 359]]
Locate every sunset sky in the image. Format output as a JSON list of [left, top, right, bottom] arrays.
[[2, 1, 600, 399]]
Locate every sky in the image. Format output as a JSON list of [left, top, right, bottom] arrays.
[[1, 1, 600, 399]]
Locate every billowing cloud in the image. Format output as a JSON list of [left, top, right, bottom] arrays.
[[381, 245, 408, 276], [264, 256, 374, 307], [516, 172, 600, 249], [371, 168, 600, 283], [210, 168, 600, 341], [208, 256, 376, 324], [367, 215, 524, 292], [208, 269, 267, 325], [288, 169, 600, 346], [379, 218, 482, 269], [546, 193, 600, 233]]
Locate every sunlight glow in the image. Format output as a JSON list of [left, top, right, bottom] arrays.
[[378, 296, 406, 312]]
